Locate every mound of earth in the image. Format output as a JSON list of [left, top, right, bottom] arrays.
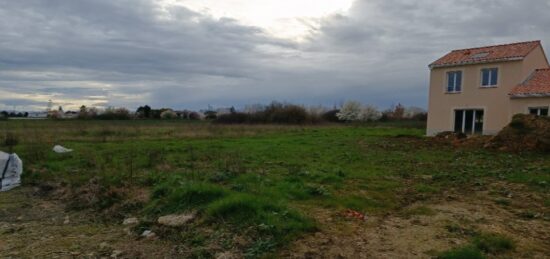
[[487, 114, 550, 152]]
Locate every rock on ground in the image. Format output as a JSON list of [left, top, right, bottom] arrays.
[[122, 217, 139, 225], [157, 213, 196, 227]]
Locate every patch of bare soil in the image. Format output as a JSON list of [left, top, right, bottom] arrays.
[[282, 182, 550, 259], [0, 188, 175, 258]]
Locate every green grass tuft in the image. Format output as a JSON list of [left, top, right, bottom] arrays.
[[147, 181, 228, 215], [473, 233, 514, 254], [438, 245, 485, 259], [206, 194, 315, 241]]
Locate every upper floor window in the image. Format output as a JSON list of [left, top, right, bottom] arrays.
[[529, 107, 549, 116], [481, 68, 498, 87], [447, 71, 462, 93]]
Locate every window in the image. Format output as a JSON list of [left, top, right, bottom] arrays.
[[447, 71, 462, 93], [470, 52, 489, 59], [481, 68, 498, 87], [454, 109, 484, 134], [529, 107, 549, 116]]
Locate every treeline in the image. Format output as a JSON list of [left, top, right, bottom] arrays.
[[214, 101, 426, 124], [13, 101, 427, 124], [0, 111, 29, 118], [216, 102, 316, 124], [74, 105, 202, 120]]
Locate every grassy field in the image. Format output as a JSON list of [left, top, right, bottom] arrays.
[[0, 120, 549, 258]]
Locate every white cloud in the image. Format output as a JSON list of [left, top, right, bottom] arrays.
[[162, 0, 354, 40]]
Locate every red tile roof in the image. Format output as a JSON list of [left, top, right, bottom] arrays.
[[510, 68, 550, 97], [430, 41, 541, 68]]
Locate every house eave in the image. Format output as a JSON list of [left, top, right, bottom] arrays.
[[509, 93, 550, 98], [429, 57, 524, 69]]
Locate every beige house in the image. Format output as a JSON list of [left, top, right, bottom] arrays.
[[427, 41, 550, 136]]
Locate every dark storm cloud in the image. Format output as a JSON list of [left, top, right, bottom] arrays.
[[0, 0, 549, 110]]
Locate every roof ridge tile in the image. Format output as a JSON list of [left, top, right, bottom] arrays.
[[450, 40, 540, 52]]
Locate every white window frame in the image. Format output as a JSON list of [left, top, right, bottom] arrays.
[[454, 108, 485, 135], [528, 106, 549, 116], [480, 68, 498, 87], [446, 71, 462, 93]]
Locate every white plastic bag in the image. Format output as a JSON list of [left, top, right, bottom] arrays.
[[53, 145, 73, 153], [0, 152, 23, 192]]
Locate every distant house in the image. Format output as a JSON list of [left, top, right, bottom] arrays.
[[427, 41, 550, 136], [27, 111, 48, 119], [64, 111, 79, 119]]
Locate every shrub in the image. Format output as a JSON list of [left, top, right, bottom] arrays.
[[215, 112, 250, 124], [160, 109, 178, 119], [204, 110, 217, 120], [337, 101, 362, 121], [337, 101, 382, 122], [322, 109, 340, 123], [188, 111, 202, 120], [264, 102, 309, 124], [359, 105, 382, 121], [97, 107, 131, 120]]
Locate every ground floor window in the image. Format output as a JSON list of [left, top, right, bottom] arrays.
[[528, 107, 549, 116], [454, 109, 484, 134]]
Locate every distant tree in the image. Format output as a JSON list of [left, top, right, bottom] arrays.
[[337, 101, 362, 122], [404, 106, 427, 120], [359, 105, 382, 121], [160, 109, 178, 119], [98, 107, 131, 120], [0, 111, 8, 118], [88, 107, 99, 118], [392, 103, 405, 120], [114, 108, 130, 119], [204, 110, 217, 120], [188, 111, 201, 120], [136, 105, 152, 118], [48, 110, 63, 119], [78, 105, 88, 119], [151, 109, 163, 119], [322, 109, 341, 123], [244, 104, 265, 114]]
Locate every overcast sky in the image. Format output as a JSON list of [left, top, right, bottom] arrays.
[[1, 0, 549, 111]]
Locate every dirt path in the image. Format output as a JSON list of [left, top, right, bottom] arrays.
[[283, 184, 550, 259], [0, 188, 173, 258]]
